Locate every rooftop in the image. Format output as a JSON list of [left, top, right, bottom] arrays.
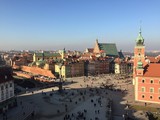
[[98, 43, 119, 56], [143, 63, 160, 77]]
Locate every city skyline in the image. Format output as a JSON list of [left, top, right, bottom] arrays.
[[1, 0, 160, 51]]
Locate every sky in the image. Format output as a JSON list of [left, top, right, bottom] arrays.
[[0, 0, 160, 51]]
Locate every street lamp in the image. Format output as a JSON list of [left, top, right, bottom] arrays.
[[58, 63, 63, 92]]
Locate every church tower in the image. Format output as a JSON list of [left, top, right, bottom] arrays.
[[133, 28, 145, 76]]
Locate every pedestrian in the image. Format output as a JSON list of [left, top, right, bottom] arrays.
[[145, 102, 147, 106], [95, 110, 97, 114], [98, 110, 100, 114]]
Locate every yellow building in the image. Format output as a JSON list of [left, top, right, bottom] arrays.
[[55, 64, 71, 79]]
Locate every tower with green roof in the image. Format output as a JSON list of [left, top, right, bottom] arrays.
[[133, 28, 145, 76], [136, 28, 144, 46]]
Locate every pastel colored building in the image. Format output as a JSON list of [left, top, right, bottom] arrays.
[[85, 59, 110, 76], [0, 66, 16, 113], [133, 29, 160, 104], [55, 61, 84, 78], [114, 58, 132, 74]]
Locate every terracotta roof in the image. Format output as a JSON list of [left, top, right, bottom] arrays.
[[147, 56, 160, 63], [143, 63, 160, 77], [87, 48, 94, 53]]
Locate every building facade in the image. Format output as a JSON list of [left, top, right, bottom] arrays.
[[133, 29, 160, 104], [114, 58, 132, 74], [55, 61, 84, 78], [0, 66, 16, 113]]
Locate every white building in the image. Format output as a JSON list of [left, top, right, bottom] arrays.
[[0, 66, 16, 113]]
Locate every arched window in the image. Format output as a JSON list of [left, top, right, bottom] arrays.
[[142, 79, 145, 83], [150, 80, 154, 84]]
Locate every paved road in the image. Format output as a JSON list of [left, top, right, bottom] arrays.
[[0, 74, 150, 120]]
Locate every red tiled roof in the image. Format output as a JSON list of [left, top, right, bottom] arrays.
[[87, 48, 94, 53], [147, 56, 160, 63], [143, 63, 160, 77]]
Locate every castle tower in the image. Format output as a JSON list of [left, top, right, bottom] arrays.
[[133, 28, 145, 76]]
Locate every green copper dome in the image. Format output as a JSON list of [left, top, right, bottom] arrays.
[[136, 29, 144, 46]]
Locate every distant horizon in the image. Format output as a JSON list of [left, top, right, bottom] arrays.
[[1, 47, 160, 53], [1, 0, 160, 51]]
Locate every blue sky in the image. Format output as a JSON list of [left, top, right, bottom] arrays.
[[0, 0, 160, 51]]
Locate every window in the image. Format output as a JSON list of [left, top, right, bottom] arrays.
[[6, 92, 8, 99], [142, 79, 145, 83], [150, 80, 154, 84], [1, 94, 4, 101], [150, 88, 154, 93], [10, 90, 13, 97], [150, 96, 153, 99], [142, 95, 145, 98], [159, 97, 160, 100], [10, 83, 12, 87], [1, 86, 4, 90], [6, 84, 8, 89], [141, 87, 145, 92]]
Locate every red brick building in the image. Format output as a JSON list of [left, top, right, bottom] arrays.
[[133, 29, 160, 104]]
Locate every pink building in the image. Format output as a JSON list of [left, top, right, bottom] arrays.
[[133, 29, 160, 104]]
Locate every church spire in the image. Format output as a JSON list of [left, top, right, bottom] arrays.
[[136, 27, 144, 46]]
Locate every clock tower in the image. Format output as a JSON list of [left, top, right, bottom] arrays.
[[133, 28, 145, 76]]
